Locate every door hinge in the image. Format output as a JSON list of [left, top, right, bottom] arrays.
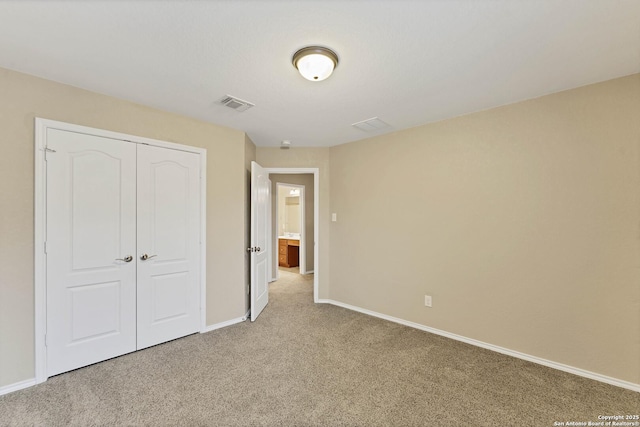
[[44, 147, 56, 161], [44, 241, 47, 254], [44, 334, 48, 347]]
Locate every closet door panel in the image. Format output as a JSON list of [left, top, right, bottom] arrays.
[[45, 129, 137, 376], [136, 145, 201, 349]]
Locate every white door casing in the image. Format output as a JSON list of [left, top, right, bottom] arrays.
[[35, 119, 206, 381], [299, 185, 306, 274], [267, 178, 273, 285], [45, 129, 137, 376], [250, 161, 270, 321], [136, 145, 201, 349]]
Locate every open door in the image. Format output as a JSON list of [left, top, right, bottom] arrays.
[[250, 161, 270, 321]]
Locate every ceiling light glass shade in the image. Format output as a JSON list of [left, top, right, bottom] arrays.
[[292, 46, 339, 81]]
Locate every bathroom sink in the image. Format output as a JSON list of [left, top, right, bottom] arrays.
[[279, 233, 300, 240]]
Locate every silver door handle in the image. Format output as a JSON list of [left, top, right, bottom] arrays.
[[116, 255, 133, 263], [246, 247, 261, 252], [140, 254, 157, 261]]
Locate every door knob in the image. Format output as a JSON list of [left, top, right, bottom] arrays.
[[140, 254, 157, 261], [116, 255, 133, 263]]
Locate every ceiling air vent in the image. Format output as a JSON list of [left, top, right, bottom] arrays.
[[352, 117, 391, 132], [218, 95, 255, 112]]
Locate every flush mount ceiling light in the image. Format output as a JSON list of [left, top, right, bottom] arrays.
[[292, 46, 339, 81]]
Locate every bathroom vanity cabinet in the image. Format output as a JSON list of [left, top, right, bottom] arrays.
[[278, 238, 299, 268]]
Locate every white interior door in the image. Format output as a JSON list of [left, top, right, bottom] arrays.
[[46, 129, 137, 376], [250, 161, 270, 321], [136, 145, 201, 349]]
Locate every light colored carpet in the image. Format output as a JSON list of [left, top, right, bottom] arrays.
[[0, 270, 637, 426]]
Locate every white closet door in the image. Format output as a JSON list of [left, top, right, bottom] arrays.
[[46, 129, 137, 376], [136, 145, 201, 349]]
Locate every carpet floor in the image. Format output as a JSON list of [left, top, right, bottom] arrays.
[[0, 269, 637, 426]]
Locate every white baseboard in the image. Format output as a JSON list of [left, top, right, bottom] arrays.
[[0, 378, 36, 397], [201, 310, 250, 333], [321, 299, 639, 393], [304, 270, 314, 275]]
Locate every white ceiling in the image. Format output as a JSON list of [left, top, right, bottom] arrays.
[[0, 1, 638, 148]]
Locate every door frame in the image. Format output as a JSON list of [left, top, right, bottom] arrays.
[[275, 182, 306, 274], [34, 118, 207, 384], [264, 168, 319, 302]]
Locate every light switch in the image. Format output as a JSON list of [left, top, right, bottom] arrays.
[[332, 213, 337, 222]]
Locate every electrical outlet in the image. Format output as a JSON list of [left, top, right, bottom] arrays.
[[424, 295, 432, 307]]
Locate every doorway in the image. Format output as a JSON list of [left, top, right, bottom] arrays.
[[276, 183, 305, 274], [263, 168, 319, 303]]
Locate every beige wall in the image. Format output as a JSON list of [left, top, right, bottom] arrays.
[[270, 174, 315, 274], [256, 148, 330, 299], [285, 196, 301, 234], [328, 74, 640, 384], [0, 68, 248, 388]]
